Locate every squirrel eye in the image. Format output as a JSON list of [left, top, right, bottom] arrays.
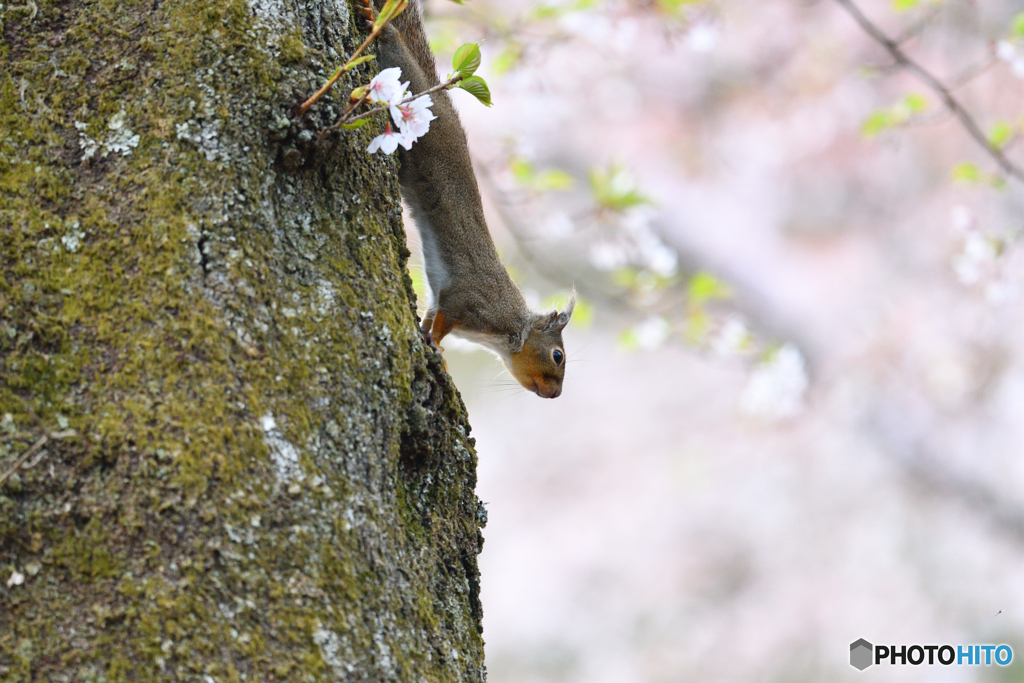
[[552, 349, 564, 366]]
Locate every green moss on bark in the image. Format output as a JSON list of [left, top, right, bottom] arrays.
[[0, 0, 485, 681]]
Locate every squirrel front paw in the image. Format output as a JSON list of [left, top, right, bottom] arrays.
[[420, 327, 447, 355], [358, 0, 375, 28]]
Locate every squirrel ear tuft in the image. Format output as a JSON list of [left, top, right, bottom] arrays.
[[537, 310, 559, 331], [551, 288, 576, 331]]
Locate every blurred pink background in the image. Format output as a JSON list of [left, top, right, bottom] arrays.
[[417, 0, 1024, 679]]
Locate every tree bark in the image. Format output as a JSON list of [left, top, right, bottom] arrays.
[[0, 1, 485, 681]]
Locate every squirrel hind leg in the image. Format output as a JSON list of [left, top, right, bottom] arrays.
[[420, 309, 456, 350], [430, 310, 457, 346]]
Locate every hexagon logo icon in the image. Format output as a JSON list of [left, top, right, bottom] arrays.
[[850, 639, 873, 670]]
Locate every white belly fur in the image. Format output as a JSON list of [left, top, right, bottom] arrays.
[[450, 327, 511, 363]]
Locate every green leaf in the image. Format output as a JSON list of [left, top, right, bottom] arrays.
[[861, 110, 894, 137], [527, 0, 608, 20], [892, 0, 918, 12], [427, 26, 460, 55], [656, 0, 700, 15], [989, 121, 1015, 148], [452, 43, 482, 78], [528, 5, 563, 20], [569, 298, 593, 328], [375, 0, 408, 29], [903, 92, 927, 113], [339, 118, 371, 130], [617, 328, 640, 351], [687, 271, 732, 304], [952, 162, 982, 183], [862, 93, 928, 137], [535, 169, 574, 191], [510, 158, 573, 191], [510, 158, 534, 183], [589, 164, 651, 211], [683, 310, 711, 344], [346, 55, 375, 69], [492, 43, 523, 76], [612, 268, 638, 288], [457, 75, 492, 106], [1013, 12, 1024, 38]]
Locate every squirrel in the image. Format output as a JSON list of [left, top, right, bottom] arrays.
[[365, 0, 575, 399]]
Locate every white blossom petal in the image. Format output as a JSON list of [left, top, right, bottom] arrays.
[[740, 344, 808, 419], [367, 67, 406, 104], [997, 40, 1016, 62]]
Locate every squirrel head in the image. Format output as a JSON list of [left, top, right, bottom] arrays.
[[505, 292, 575, 399]]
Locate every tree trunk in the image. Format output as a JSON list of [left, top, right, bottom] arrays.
[[0, 1, 485, 681]]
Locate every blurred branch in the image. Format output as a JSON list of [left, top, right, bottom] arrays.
[[473, 155, 814, 360], [892, 5, 940, 45], [867, 405, 1024, 544], [950, 55, 998, 90], [834, 0, 1024, 184], [893, 443, 1024, 543], [473, 158, 647, 313]]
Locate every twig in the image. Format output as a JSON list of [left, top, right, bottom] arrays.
[[0, 429, 76, 486], [834, 0, 1024, 184], [950, 54, 997, 90], [0, 435, 47, 485], [297, 0, 409, 117], [298, 41, 375, 116], [892, 5, 941, 45], [334, 91, 372, 129], [874, 430, 1024, 545]]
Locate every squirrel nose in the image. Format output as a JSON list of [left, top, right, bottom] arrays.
[[539, 384, 561, 399]]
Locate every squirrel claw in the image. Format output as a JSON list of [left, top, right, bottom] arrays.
[[359, 0, 376, 24], [421, 328, 446, 357]]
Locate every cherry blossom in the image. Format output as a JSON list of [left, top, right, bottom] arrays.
[[390, 94, 437, 140], [366, 67, 407, 105], [367, 122, 413, 155], [363, 69, 437, 154]]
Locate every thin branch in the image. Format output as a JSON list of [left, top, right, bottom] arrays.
[[297, 0, 409, 117], [834, 0, 1024, 184], [0, 429, 76, 486], [867, 413, 1024, 546], [892, 5, 941, 45], [326, 90, 372, 134], [297, 34, 377, 117], [0, 435, 47, 485], [472, 156, 813, 354], [950, 54, 997, 90]]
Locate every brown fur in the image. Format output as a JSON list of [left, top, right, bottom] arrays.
[[369, 0, 573, 398]]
